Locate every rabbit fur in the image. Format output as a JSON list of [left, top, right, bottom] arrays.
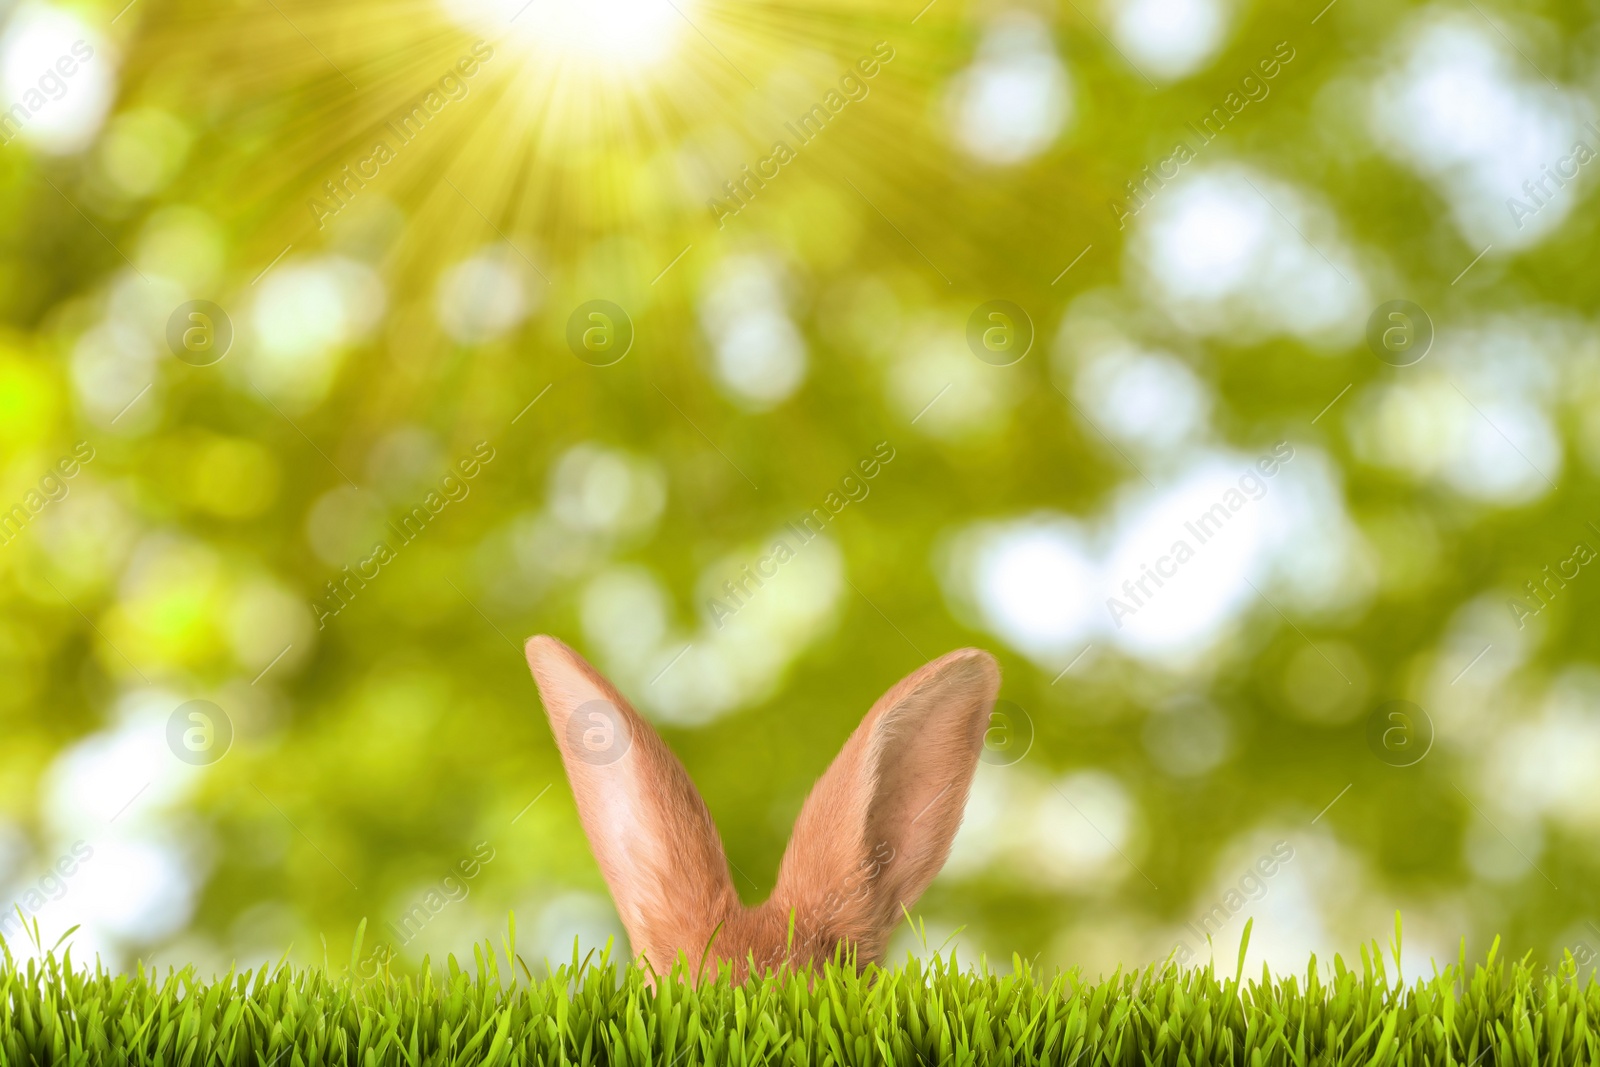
[[523, 635, 1000, 981]]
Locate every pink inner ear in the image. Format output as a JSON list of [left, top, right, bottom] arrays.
[[860, 651, 997, 911], [769, 648, 1000, 962]]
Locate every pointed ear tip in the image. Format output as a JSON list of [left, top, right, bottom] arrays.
[[523, 634, 549, 663], [523, 634, 574, 673], [524, 633, 555, 652], [940, 647, 1001, 683]]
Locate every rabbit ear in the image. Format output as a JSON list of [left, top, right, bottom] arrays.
[[524, 636, 739, 971], [770, 648, 1000, 965]]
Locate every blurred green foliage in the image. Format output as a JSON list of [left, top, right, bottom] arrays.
[[0, 0, 1596, 979]]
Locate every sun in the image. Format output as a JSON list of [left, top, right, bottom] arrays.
[[439, 0, 693, 80]]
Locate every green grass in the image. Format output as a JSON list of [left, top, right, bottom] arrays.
[[1, 920, 1597, 1066]]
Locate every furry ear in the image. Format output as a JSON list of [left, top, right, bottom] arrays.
[[524, 636, 738, 972], [769, 648, 1000, 965]]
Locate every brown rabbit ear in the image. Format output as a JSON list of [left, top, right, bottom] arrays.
[[524, 635, 739, 972], [769, 648, 1000, 965]]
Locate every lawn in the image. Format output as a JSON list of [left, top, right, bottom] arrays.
[[0, 920, 1593, 1066]]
